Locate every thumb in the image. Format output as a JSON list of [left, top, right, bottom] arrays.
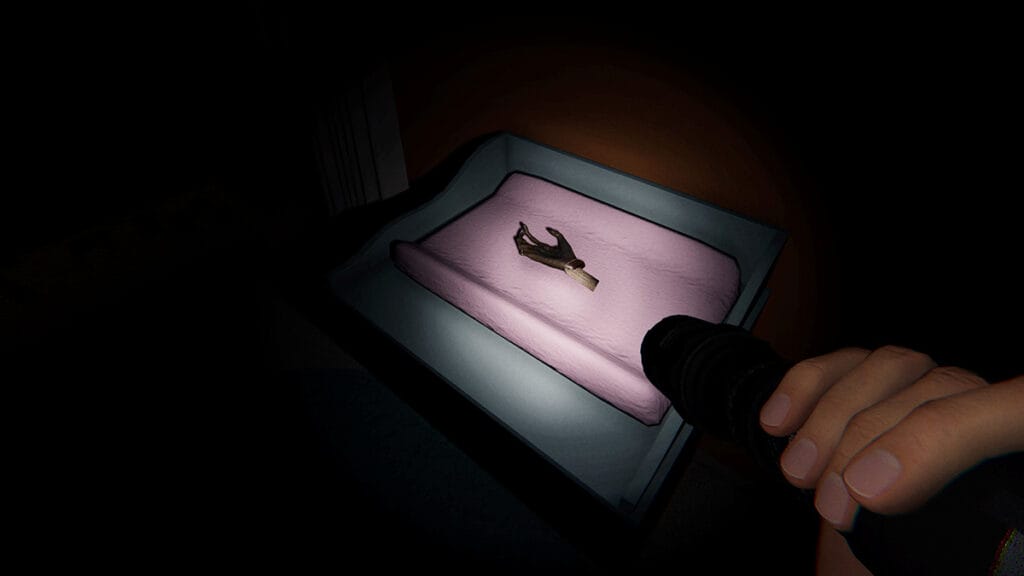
[[843, 376, 1023, 515]]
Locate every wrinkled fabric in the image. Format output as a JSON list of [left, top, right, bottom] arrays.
[[393, 173, 739, 425]]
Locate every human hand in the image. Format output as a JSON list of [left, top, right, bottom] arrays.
[[514, 222, 598, 291], [759, 346, 1024, 531]]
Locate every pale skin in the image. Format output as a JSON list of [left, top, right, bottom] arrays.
[[759, 346, 1024, 573]]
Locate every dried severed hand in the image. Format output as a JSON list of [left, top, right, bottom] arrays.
[[514, 222, 599, 291]]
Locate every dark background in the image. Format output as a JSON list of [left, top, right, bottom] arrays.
[[6, 5, 1019, 571]]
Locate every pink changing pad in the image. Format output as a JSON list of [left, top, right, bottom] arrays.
[[392, 173, 740, 425]]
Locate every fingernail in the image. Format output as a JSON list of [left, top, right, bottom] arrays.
[[760, 393, 791, 428], [816, 472, 856, 528], [781, 437, 818, 480], [845, 449, 902, 499]]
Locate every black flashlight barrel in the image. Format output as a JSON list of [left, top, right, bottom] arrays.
[[641, 315, 792, 479], [642, 315, 1022, 576]]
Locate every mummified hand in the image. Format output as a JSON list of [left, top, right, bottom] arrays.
[[514, 222, 598, 291], [514, 222, 579, 269]]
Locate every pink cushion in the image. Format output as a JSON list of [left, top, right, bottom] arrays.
[[392, 173, 739, 425]]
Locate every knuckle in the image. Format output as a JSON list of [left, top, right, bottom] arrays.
[[876, 344, 915, 357], [786, 358, 828, 389], [875, 345, 936, 370], [783, 347, 868, 392], [913, 397, 954, 422], [842, 346, 871, 356], [827, 413, 894, 473], [811, 394, 879, 436], [901, 398, 959, 454], [830, 437, 864, 470], [846, 408, 891, 442], [809, 387, 849, 417], [923, 366, 988, 392]]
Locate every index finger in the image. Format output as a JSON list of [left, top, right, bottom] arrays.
[[760, 348, 871, 436]]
